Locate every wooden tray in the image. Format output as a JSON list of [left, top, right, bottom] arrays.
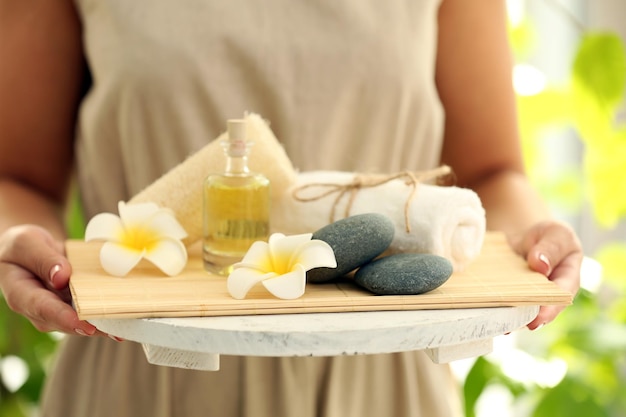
[[68, 232, 572, 320]]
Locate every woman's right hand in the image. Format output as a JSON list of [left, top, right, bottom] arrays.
[[0, 225, 101, 337]]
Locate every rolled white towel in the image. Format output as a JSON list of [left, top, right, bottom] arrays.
[[271, 170, 486, 271]]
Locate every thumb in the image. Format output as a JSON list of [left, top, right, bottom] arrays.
[[522, 221, 579, 278], [509, 222, 553, 276], [527, 249, 551, 277], [5, 225, 72, 290]]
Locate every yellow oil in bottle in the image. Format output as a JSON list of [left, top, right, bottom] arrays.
[[202, 119, 270, 275]]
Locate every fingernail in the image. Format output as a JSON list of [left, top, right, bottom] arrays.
[[49, 264, 62, 285], [108, 335, 124, 342], [74, 328, 90, 337], [538, 253, 551, 275]]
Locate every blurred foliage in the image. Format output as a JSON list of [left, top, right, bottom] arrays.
[[464, 288, 626, 416], [64, 182, 87, 241], [517, 29, 626, 225], [464, 5, 626, 417], [0, 299, 58, 416], [572, 31, 626, 226]]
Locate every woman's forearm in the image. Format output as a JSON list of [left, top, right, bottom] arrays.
[[0, 179, 67, 239], [469, 169, 552, 237]]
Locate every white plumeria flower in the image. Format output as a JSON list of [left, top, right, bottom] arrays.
[[84, 201, 188, 277], [227, 233, 336, 300]]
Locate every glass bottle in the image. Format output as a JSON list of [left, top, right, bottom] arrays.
[[202, 119, 270, 275]]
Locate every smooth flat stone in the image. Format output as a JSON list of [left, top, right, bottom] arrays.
[[354, 253, 453, 295], [307, 213, 395, 283]]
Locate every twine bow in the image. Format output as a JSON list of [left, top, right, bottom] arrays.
[[291, 165, 452, 233]]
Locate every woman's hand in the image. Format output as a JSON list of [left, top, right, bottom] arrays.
[[508, 220, 583, 330], [0, 225, 102, 337]]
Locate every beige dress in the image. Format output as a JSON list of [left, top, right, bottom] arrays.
[[41, 0, 461, 416]]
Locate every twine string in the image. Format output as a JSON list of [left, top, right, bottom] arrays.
[[291, 165, 452, 233]]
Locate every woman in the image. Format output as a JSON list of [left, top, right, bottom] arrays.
[[0, 0, 581, 416]]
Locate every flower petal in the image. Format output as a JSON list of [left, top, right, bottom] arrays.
[[227, 268, 277, 299], [118, 201, 160, 226], [84, 213, 124, 242], [268, 233, 312, 251], [147, 210, 188, 240], [143, 238, 188, 276], [237, 240, 273, 271], [293, 240, 337, 271], [268, 233, 313, 271], [231, 261, 268, 274], [268, 233, 287, 243], [99, 242, 144, 277], [261, 264, 307, 299]]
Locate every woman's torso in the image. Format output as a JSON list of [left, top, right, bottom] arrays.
[[74, 0, 444, 216], [48, 2, 459, 417]]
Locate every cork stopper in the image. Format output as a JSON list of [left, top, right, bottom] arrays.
[[226, 119, 248, 157]]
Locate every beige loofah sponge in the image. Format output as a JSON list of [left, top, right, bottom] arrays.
[[130, 113, 297, 246]]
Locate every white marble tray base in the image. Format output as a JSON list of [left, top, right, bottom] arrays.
[[90, 305, 539, 371]]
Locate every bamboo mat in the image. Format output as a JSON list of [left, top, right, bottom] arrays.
[[68, 232, 573, 320]]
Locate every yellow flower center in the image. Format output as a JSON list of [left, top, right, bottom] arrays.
[[119, 225, 159, 251], [268, 253, 293, 275]]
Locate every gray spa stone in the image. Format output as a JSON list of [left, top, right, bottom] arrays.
[[354, 253, 453, 295], [307, 213, 395, 283]]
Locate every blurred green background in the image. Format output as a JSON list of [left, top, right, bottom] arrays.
[[1, 1, 626, 416]]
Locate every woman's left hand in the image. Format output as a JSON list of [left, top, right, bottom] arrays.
[[508, 220, 583, 330]]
